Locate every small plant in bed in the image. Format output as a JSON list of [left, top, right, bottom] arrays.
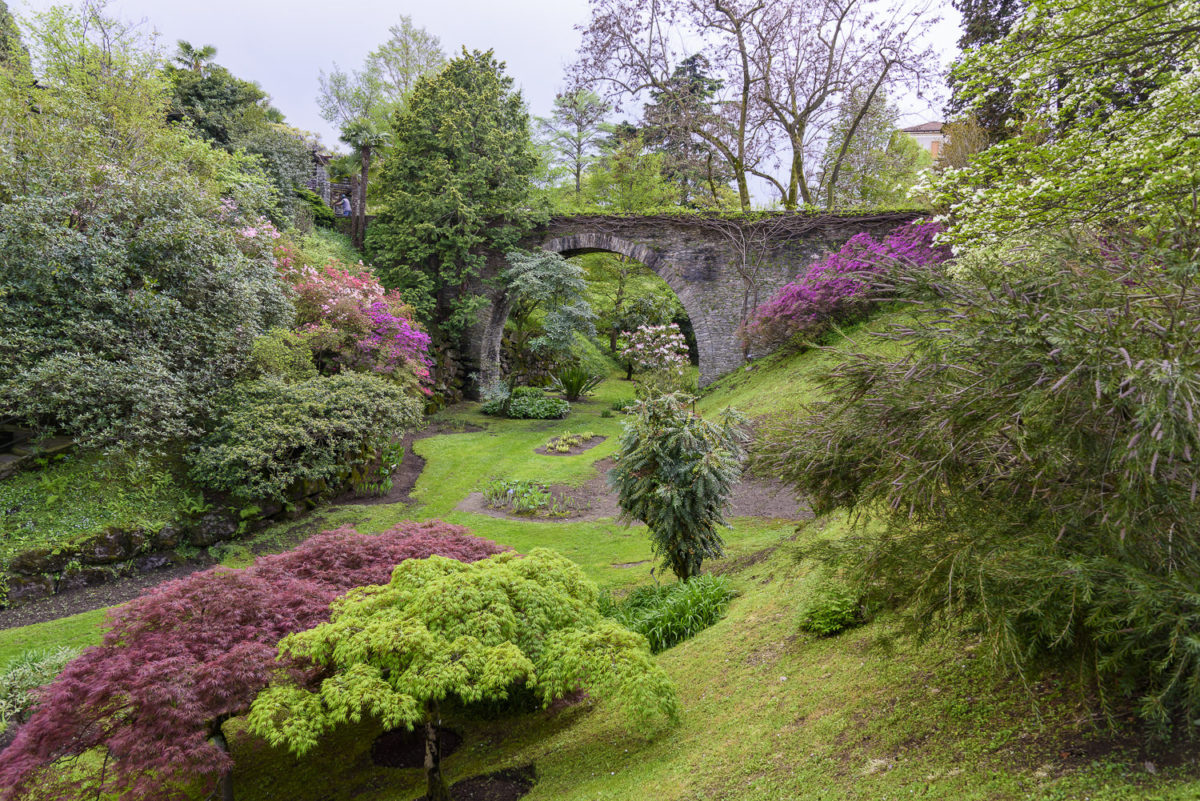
[[481, 386, 570, 419], [550, 364, 602, 401], [544, 431, 598, 454], [482, 478, 574, 516]]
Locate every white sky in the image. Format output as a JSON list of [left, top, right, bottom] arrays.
[[16, 0, 962, 178]]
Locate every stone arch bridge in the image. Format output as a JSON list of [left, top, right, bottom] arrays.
[[468, 211, 924, 389]]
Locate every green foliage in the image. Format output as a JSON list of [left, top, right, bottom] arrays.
[[0, 451, 189, 569], [188, 374, 422, 504], [503, 250, 596, 358], [551, 364, 603, 402], [294, 187, 336, 229], [929, 0, 1200, 248], [482, 478, 571, 516], [483, 386, 570, 420], [606, 574, 735, 653], [755, 226, 1200, 732], [611, 398, 638, 412], [796, 577, 863, 637], [544, 431, 598, 454], [249, 328, 319, 383], [0, 0, 27, 71], [246, 549, 679, 798], [0, 647, 78, 734], [610, 394, 747, 580], [0, 7, 292, 447], [368, 49, 545, 335]]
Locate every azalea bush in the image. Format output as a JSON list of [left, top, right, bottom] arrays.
[[740, 221, 950, 352], [275, 241, 432, 393], [0, 522, 504, 801]]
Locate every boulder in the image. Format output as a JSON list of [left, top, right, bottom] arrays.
[[56, 565, 111, 593], [134, 553, 175, 572], [189, 511, 237, 547], [152, 525, 183, 549], [6, 574, 54, 604], [8, 547, 73, 576], [78, 528, 133, 565]]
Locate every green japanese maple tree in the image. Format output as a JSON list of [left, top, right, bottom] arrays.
[[246, 548, 678, 801]]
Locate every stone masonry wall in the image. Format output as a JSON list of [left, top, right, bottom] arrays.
[[466, 212, 925, 389]]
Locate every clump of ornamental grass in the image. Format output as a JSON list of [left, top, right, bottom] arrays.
[[755, 220, 1200, 734], [605, 574, 736, 653]]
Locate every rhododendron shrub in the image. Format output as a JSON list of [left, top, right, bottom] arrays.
[[622, 324, 692, 398], [0, 522, 504, 801], [275, 242, 432, 392], [740, 221, 949, 351]]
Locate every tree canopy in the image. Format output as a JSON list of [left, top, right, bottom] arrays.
[[247, 548, 679, 801], [367, 48, 545, 336]]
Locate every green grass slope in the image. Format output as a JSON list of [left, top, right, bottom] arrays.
[[4, 311, 1199, 799]]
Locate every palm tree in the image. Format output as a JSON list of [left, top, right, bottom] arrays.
[[174, 40, 217, 74], [339, 119, 390, 249]]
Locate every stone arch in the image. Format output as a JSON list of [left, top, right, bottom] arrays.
[[539, 233, 717, 381]]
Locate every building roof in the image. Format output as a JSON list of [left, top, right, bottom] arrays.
[[900, 121, 945, 134]]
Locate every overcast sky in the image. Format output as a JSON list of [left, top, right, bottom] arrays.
[[15, 0, 961, 147]]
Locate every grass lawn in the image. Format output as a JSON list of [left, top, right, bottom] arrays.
[[4, 312, 1199, 799]]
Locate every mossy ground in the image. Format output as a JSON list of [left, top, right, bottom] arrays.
[[3, 312, 1199, 799]]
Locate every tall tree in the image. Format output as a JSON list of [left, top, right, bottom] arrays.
[[0, 0, 29, 71], [317, 16, 445, 246], [751, 0, 939, 209], [339, 118, 389, 248], [573, 0, 939, 211], [930, 0, 1200, 248], [537, 87, 610, 203], [368, 49, 544, 337], [573, 0, 770, 211], [816, 90, 931, 207], [172, 39, 216, 74], [945, 0, 1025, 142], [641, 54, 734, 207]]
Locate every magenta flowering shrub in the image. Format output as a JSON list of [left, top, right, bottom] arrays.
[[275, 243, 432, 391], [741, 221, 950, 351], [0, 521, 504, 801]]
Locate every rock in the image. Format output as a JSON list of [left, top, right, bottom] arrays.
[[189, 511, 236, 547], [153, 525, 182, 549], [6, 574, 54, 604], [134, 553, 174, 572], [127, 528, 150, 554], [8, 547, 73, 575], [56, 565, 111, 593], [78, 528, 133, 565]]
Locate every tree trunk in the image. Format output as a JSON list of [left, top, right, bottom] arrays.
[[355, 147, 371, 250], [424, 704, 451, 801], [210, 722, 235, 801]]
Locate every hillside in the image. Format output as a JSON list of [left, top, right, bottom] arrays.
[[3, 312, 1199, 800]]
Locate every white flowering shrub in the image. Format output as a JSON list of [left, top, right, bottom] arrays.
[[621, 324, 692, 398]]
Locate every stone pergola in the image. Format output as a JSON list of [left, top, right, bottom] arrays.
[[468, 211, 925, 389]]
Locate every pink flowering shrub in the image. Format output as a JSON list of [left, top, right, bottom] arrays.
[[622, 323, 690, 373], [0, 521, 504, 801], [741, 221, 950, 351], [274, 242, 432, 391], [623, 324, 693, 397]]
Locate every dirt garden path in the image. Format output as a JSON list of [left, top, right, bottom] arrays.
[[456, 457, 810, 523]]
